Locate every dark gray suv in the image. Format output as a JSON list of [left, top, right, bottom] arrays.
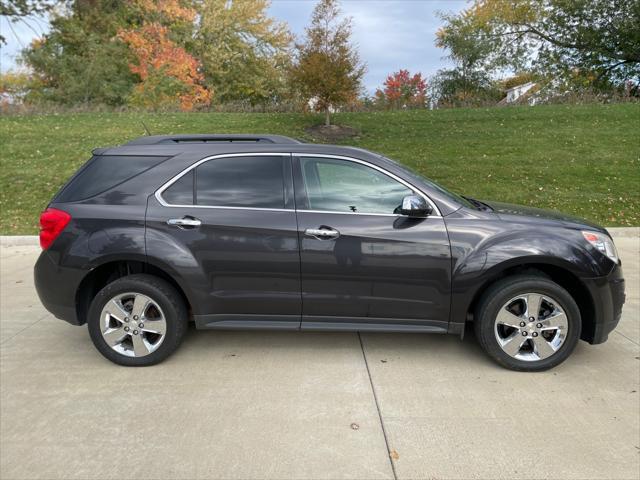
[[34, 134, 625, 370]]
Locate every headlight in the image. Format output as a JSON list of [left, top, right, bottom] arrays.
[[582, 231, 619, 263]]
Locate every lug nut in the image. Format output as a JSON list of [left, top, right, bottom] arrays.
[[529, 317, 535, 322], [519, 321, 526, 327], [536, 323, 543, 328], [124, 326, 130, 332], [138, 323, 144, 328], [522, 331, 528, 336], [133, 330, 138, 335], [532, 332, 539, 337], [124, 317, 129, 323], [133, 315, 139, 321]]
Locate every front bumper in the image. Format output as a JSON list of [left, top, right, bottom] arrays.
[[581, 263, 625, 344]]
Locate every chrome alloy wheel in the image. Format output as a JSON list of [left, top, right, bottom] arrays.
[[99, 292, 167, 357], [494, 293, 568, 362]]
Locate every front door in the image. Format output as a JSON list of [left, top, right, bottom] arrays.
[[146, 153, 301, 329], [293, 155, 451, 332]]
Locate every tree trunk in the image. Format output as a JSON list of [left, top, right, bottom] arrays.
[[325, 108, 331, 126]]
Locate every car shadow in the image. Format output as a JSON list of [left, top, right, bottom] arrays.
[[174, 320, 493, 367]]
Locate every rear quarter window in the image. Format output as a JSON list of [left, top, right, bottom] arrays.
[[55, 155, 168, 202]]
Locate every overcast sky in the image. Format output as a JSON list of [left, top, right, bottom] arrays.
[[0, 0, 467, 93]]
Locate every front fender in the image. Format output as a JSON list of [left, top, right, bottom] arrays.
[[446, 221, 611, 326]]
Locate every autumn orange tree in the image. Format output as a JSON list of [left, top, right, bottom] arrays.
[[376, 70, 427, 109], [290, 0, 365, 126], [118, 0, 211, 111]]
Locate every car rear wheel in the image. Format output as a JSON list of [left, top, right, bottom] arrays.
[[88, 274, 188, 366], [474, 275, 581, 371]]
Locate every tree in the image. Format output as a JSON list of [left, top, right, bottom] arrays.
[[436, 0, 640, 93], [290, 0, 365, 126], [20, 0, 210, 109], [376, 69, 426, 108], [118, 0, 211, 111], [430, 68, 502, 108], [20, 0, 138, 106], [0, 70, 40, 106], [432, 7, 505, 107], [119, 24, 211, 111], [195, 0, 291, 105]]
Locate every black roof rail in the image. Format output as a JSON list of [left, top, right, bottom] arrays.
[[124, 134, 302, 146]]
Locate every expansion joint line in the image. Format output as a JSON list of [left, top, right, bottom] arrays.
[[358, 332, 398, 480]]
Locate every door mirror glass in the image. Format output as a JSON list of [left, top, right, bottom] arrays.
[[399, 195, 432, 217]]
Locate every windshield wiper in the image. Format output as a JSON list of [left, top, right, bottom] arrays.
[[462, 196, 494, 212]]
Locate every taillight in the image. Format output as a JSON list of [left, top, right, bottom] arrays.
[[39, 208, 71, 250]]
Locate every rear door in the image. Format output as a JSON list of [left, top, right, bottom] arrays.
[[145, 153, 302, 329], [294, 154, 451, 332]]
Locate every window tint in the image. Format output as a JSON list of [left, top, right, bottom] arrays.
[[162, 170, 194, 205], [56, 155, 168, 202], [300, 157, 413, 214], [195, 156, 286, 208]]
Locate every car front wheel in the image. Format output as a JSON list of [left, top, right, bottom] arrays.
[[474, 275, 581, 371]]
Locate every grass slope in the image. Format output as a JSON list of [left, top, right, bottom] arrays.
[[1, 103, 638, 234]]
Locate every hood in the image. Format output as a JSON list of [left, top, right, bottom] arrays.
[[483, 201, 607, 233]]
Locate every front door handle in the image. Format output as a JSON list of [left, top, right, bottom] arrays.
[[305, 227, 340, 240], [167, 217, 202, 229]]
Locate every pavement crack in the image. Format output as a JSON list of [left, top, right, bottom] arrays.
[[358, 332, 398, 480], [615, 330, 640, 346], [0, 314, 48, 346]]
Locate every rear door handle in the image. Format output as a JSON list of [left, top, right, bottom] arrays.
[[167, 217, 201, 228], [305, 227, 340, 239]]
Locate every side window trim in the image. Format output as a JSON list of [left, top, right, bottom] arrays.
[[292, 153, 441, 217], [156, 153, 294, 212]]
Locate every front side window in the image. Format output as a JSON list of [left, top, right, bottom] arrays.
[[195, 155, 286, 209], [300, 157, 413, 214]]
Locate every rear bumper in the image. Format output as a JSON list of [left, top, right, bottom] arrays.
[[34, 251, 84, 325], [581, 263, 625, 344]]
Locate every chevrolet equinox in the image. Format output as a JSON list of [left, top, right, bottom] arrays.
[[34, 134, 626, 370]]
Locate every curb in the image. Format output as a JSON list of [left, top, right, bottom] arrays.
[[1, 227, 638, 247], [607, 227, 640, 238], [1, 236, 39, 247]]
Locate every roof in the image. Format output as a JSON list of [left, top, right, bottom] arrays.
[[93, 134, 375, 160], [94, 141, 379, 161], [505, 81, 536, 93], [124, 134, 302, 146]]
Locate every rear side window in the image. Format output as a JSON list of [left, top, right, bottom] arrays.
[[56, 155, 168, 202], [194, 156, 286, 209], [162, 170, 194, 205]]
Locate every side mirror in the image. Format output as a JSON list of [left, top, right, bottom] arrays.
[[400, 195, 432, 217]]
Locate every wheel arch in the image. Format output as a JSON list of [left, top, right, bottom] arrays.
[[75, 259, 193, 326], [464, 262, 597, 343]]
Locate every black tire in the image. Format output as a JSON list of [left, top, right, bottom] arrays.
[[87, 274, 188, 366], [474, 275, 581, 372]]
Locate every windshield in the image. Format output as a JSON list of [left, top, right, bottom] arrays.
[[378, 156, 475, 209]]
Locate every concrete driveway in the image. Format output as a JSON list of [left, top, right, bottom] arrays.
[[1, 230, 638, 480]]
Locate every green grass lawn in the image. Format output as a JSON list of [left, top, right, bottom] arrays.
[[1, 103, 638, 234]]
